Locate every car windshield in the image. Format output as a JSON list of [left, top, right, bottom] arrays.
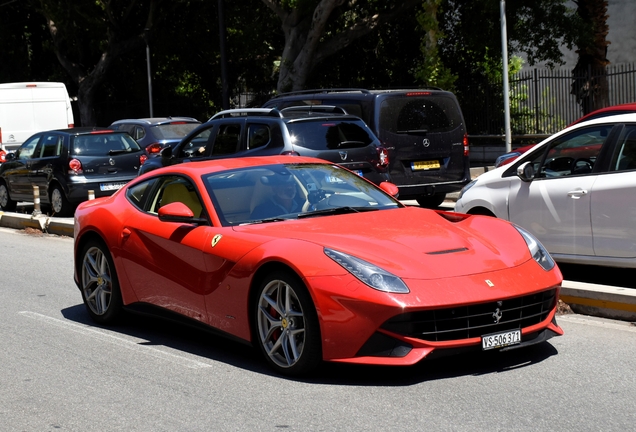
[[72, 133, 141, 156], [152, 123, 200, 139], [285, 120, 376, 150], [203, 163, 400, 226]]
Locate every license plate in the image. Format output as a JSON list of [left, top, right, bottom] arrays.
[[481, 329, 521, 350], [411, 160, 440, 170], [100, 182, 126, 191]]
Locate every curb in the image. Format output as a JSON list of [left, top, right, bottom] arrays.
[[2, 207, 634, 323]]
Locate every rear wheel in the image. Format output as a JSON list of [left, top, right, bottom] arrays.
[[80, 240, 123, 324], [254, 270, 322, 376], [416, 193, 446, 208], [50, 184, 72, 216], [0, 181, 17, 211]]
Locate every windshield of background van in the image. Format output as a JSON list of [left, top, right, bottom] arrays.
[[379, 96, 463, 135], [287, 120, 376, 150]]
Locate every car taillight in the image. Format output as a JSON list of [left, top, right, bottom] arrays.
[[68, 158, 83, 174], [0, 150, 6, 163], [146, 143, 163, 155], [139, 154, 148, 165], [376, 146, 389, 171], [463, 133, 469, 157]]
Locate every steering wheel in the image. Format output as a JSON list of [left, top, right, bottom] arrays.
[[571, 158, 594, 175]]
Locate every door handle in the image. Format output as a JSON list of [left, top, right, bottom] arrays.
[[567, 189, 588, 199]]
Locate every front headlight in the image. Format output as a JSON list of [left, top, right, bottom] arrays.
[[324, 248, 409, 293], [514, 226, 556, 271], [458, 179, 477, 201]]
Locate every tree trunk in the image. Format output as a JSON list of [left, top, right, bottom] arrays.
[[571, 0, 610, 115]]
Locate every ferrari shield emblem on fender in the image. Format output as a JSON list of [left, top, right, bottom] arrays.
[[211, 234, 222, 247], [485, 279, 495, 287]]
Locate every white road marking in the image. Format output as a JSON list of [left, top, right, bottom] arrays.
[[19, 311, 213, 369], [558, 314, 636, 333]]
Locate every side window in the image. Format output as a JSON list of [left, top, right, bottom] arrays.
[[247, 124, 271, 149], [610, 126, 636, 172], [148, 176, 205, 219], [531, 125, 609, 178], [17, 136, 41, 160], [134, 126, 146, 141], [178, 126, 213, 158], [126, 178, 157, 210], [40, 134, 63, 158], [212, 123, 241, 155]]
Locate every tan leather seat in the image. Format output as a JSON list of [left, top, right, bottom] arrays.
[[161, 182, 203, 218]]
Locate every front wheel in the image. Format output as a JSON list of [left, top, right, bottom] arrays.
[[254, 271, 322, 376], [0, 181, 17, 211], [79, 240, 123, 324]]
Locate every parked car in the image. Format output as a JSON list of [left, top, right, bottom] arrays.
[[263, 88, 470, 207], [0, 128, 146, 216], [74, 155, 563, 376], [109, 117, 201, 155], [456, 113, 636, 268], [494, 102, 636, 167], [139, 106, 391, 186]]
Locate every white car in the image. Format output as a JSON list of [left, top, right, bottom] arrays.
[[455, 113, 636, 268]]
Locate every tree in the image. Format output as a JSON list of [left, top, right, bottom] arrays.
[[33, 0, 157, 126], [570, 0, 610, 115], [261, 0, 422, 93]]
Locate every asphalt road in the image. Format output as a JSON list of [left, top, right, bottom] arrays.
[[1, 227, 636, 431]]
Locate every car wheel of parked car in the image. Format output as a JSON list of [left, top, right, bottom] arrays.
[[254, 270, 322, 376], [50, 184, 72, 216], [80, 240, 123, 324], [416, 193, 446, 208], [0, 181, 17, 211]]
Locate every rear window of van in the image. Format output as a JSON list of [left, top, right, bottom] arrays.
[[379, 96, 463, 134]]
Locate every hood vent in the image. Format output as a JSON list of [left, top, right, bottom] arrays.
[[427, 247, 469, 255]]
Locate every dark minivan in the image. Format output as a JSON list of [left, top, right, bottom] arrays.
[[0, 128, 146, 216], [263, 88, 470, 207]]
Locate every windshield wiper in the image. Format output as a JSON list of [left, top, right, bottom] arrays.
[[298, 206, 379, 219], [108, 149, 130, 155], [396, 129, 428, 134], [241, 217, 291, 225]]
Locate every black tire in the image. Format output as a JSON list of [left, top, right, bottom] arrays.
[[0, 181, 17, 211], [50, 184, 72, 216], [253, 270, 322, 376], [79, 239, 123, 324], [416, 193, 446, 208]]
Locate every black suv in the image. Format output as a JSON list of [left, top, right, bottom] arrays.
[[139, 106, 390, 185], [263, 89, 470, 207], [0, 128, 146, 216], [109, 117, 201, 155]]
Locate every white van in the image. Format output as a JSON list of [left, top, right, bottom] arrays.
[[0, 82, 75, 153]]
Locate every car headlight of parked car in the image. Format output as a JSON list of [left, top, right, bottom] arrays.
[[514, 226, 556, 271], [458, 179, 477, 201], [324, 248, 410, 293]]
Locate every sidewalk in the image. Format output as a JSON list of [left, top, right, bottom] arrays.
[[1, 186, 635, 323]]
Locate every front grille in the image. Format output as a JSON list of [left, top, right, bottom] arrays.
[[381, 289, 557, 342]]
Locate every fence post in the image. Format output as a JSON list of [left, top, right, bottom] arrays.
[[534, 69, 540, 134], [32, 185, 41, 216]]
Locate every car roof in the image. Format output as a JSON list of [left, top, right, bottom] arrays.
[[140, 155, 331, 178], [268, 88, 454, 100], [207, 106, 364, 123], [571, 103, 636, 125], [42, 127, 126, 135], [109, 117, 200, 126]]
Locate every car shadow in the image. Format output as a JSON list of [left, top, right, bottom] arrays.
[[62, 303, 559, 385]]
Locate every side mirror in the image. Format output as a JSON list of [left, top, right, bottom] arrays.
[[379, 181, 399, 198], [5, 152, 16, 161], [516, 161, 535, 182], [160, 146, 173, 158], [158, 202, 206, 225]]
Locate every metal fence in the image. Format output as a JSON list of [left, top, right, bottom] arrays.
[[460, 63, 636, 139]]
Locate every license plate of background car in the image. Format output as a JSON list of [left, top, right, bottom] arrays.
[[100, 182, 127, 191], [481, 329, 521, 350], [411, 160, 440, 170]]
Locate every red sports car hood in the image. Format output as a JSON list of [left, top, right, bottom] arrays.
[[235, 207, 532, 279]]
